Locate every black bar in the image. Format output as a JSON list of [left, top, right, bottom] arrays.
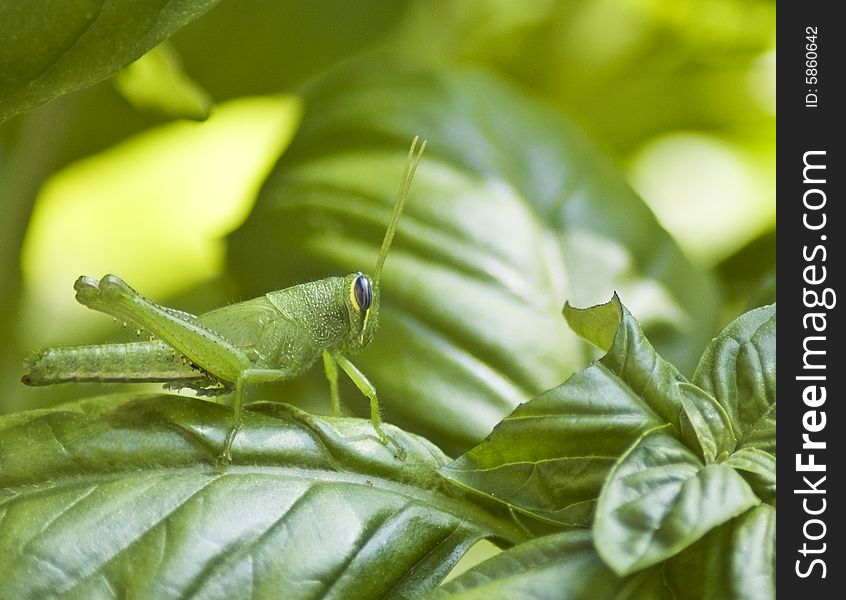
[[777, 3, 843, 597]]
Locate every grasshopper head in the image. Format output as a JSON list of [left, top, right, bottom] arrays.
[[341, 137, 425, 354], [342, 271, 380, 352]]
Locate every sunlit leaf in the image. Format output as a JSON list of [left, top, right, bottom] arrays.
[[21, 95, 299, 345], [114, 42, 212, 120], [628, 133, 775, 266]]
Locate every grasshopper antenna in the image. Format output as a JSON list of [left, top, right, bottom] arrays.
[[373, 136, 427, 285]]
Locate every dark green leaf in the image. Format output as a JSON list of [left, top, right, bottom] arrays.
[[0, 0, 221, 123], [228, 57, 719, 453], [594, 430, 759, 575], [428, 530, 671, 600], [725, 447, 776, 504], [693, 304, 775, 451], [677, 382, 736, 463], [169, 0, 412, 100], [716, 228, 776, 311], [664, 504, 775, 600], [0, 394, 522, 599], [440, 296, 682, 527]]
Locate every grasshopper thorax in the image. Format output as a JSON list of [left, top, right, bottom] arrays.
[[341, 271, 380, 353]]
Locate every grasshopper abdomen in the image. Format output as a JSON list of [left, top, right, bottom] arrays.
[[22, 340, 210, 386]]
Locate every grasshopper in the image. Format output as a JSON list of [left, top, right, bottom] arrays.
[[22, 137, 427, 463]]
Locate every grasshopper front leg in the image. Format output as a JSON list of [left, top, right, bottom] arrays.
[[325, 351, 406, 460], [74, 275, 285, 464]]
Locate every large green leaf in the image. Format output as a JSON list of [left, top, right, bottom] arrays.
[[440, 296, 683, 527], [427, 530, 670, 600], [594, 430, 759, 576], [663, 504, 775, 600], [228, 57, 719, 453], [692, 304, 775, 452], [0, 394, 522, 599], [0, 0, 221, 123]]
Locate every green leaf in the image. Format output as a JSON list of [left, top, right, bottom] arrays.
[[113, 42, 212, 120], [0, 394, 521, 599], [228, 57, 719, 453], [440, 296, 683, 527], [427, 530, 671, 599], [562, 295, 622, 351], [594, 430, 760, 575], [677, 382, 736, 463], [664, 504, 775, 600], [725, 447, 776, 504], [693, 304, 775, 452], [0, 0, 221, 123], [577, 296, 688, 431]]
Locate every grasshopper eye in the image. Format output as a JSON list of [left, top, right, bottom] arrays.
[[353, 275, 372, 312]]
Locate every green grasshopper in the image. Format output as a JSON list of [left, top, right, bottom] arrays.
[[22, 137, 427, 463]]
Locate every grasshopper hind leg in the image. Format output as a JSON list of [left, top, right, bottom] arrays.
[[72, 274, 266, 465], [216, 367, 293, 465], [73, 275, 251, 386]]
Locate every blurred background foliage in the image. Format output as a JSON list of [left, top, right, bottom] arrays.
[[0, 0, 774, 451]]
